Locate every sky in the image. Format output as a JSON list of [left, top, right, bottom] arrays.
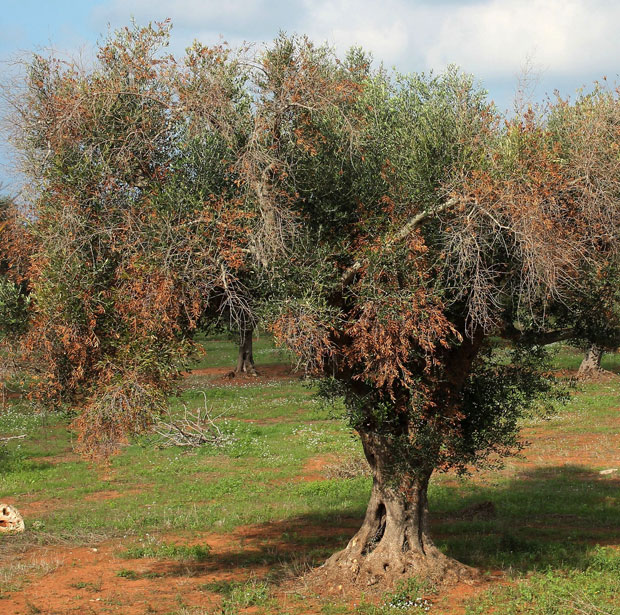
[[1, 0, 619, 192]]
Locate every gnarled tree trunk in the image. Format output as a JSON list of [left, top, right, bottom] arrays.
[[309, 331, 484, 591], [235, 328, 257, 376], [315, 430, 476, 590], [578, 344, 603, 377]]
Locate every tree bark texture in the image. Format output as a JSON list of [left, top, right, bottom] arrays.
[[235, 329, 257, 376], [315, 430, 476, 589], [578, 344, 603, 376], [309, 330, 484, 590]]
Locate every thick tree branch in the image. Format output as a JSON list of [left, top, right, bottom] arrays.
[[501, 324, 576, 346], [340, 197, 458, 288]]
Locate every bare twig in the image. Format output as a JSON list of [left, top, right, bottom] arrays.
[[0, 434, 27, 443], [153, 392, 233, 448]]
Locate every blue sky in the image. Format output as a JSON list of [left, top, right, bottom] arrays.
[[2, 0, 619, 193]]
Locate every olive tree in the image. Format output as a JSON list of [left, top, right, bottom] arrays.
[[8, 21, 619, 588], [547, 86, 620, 376], [7, 23, 260, 454], [270, 69, 620, 587], [0, 194, 33, 398], [7, 25, 359, 454]]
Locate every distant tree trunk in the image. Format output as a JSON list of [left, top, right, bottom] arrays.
[[235, 328, 257, 376], [578, 344, 603, 377], [315, 429, 475, 589]]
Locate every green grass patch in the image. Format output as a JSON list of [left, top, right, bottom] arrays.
[[119, 538, 211, 561], [465, 546, 620, 615], [189, 333, 289, 370], [202, 578, 272, 614], [115, 568, 140, 579]]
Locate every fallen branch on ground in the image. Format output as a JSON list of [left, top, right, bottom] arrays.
[[153, 392, 234, 448], [0, 434, 27, 443]]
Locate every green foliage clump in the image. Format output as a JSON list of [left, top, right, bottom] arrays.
[[0, 278, 29, 337]]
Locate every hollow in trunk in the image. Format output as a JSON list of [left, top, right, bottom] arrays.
[[312, 431, 476, 590]]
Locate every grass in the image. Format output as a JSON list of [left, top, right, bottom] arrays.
[[119, 537, 212, 561], [188, 332, 291, 370], [465, 546, 620, 615], [0, 557, 62, 597], [70, 578, 103, 591], [1, 336, 618, 614], [552, 343, 620, 373], [202, 578, 272, 613]]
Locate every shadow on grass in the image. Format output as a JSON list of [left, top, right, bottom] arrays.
[[124, 515, 360, 582], [123, 464, 618, 582], [433, 464, 619, 572]]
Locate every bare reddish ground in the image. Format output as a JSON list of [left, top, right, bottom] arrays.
[[3, 538, 240, 614], [185, 363, 300, 386], [297, 455, 337, 482], [0, 498, 63, 518], [0, 528, 508, 615], [555, 368, 619, 383], [32, 452, 81, 466], [1, 517, 367, 615]]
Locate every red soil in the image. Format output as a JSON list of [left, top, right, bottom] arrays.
[[186, 363, 300, 386]]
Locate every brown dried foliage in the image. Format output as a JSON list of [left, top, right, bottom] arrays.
[[6, 25, 368, 456], [443, 112, 597, 332]]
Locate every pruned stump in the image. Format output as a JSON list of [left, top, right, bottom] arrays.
[[0, 503, 25, 533]]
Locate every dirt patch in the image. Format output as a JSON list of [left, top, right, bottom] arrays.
[[1, 542, 222, 614], [297, 455, 336, 482], [553, 369, 620, 382], [516, 429, 620, 469], [186, 363, 301, 386], [0, 498, 64, 520], [31, 452, 80, 466], [0, 519, 361, 615], [430, 573, 506, 615], [82, 488, 145, 502]]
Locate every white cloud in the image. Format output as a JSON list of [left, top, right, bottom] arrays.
[[302, 0, 415, 65], [425, 0, 620, 77], [90, 0, 620, 81]]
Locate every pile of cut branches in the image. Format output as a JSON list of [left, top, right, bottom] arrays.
[[153, 393, 233, 449]]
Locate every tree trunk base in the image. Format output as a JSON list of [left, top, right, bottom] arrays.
[[234, 360, 258, 377], [303, 431, 479, 597], [235, 329, 258, 377], [578, 344, 604, 380], [303, 524, 478, 596]]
